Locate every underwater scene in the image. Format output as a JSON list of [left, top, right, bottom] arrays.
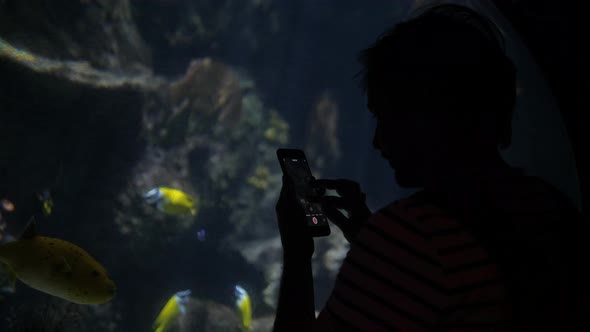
[[0, 0, 581, 331]]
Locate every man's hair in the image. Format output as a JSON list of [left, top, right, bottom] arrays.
[[358, 4, 517, 148]]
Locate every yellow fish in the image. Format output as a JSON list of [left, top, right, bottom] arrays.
[[0, 220, 116, 304], [144, 187, 197, 216], [235, 285, 252, 332], [153, 289, 191, 332], [37, 190, 53, 217]]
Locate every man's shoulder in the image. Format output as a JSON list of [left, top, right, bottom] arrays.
[[367, 193, 460, 236], [491, 173, 581, 217]]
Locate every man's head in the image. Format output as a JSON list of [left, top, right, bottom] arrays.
[[358, 4, 517, 187]]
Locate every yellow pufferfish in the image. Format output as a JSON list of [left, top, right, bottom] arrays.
[[144, 187, 197, 216], [0, 220, 116, 304], [153, 289, 191, 332]]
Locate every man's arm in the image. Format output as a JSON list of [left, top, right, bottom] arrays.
[[273, 175, 318, 331], [273, 256, 315, 332]]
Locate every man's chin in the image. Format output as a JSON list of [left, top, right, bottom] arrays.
[[393, 168, 422, 188]]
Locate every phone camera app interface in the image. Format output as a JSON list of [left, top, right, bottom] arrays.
[[283, 158, 326, 227]]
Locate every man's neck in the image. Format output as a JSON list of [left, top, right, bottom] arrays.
[[423, 149, 516, 194]]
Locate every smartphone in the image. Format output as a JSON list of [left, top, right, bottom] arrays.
[[277, 148, 330, 237]]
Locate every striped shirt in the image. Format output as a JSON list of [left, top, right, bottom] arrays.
[[315, 173, 585, 331], [315, 198, 510, 331]]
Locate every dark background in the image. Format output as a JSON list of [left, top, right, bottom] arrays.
[[0, 0, 588, 331]]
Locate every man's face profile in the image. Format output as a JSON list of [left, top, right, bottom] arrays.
[[368, 86, 432, 188]]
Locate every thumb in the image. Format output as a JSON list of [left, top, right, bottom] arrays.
[[321, 202, 354, 234]]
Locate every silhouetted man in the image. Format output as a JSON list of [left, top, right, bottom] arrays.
[[274, 4, 586, 332]]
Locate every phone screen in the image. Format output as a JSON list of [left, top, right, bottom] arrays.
[[281, 157, 329, 230]]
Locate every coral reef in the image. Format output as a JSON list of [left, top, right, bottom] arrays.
[[6, 303, 83, 332], [179, 298, 242, 332], [305, 90, 341, 173], [0, 36, 156, 88], [252, 315, 275, 332], [247, 166, 272, 190], [264, 110, 289, 145], [132, 0, 285, 76], [168, 58, 243, 132], [114, 56, 286, 246], [0, 1, 346, 330], [0, 0, 151, 72], [4, 297, 118, 332]]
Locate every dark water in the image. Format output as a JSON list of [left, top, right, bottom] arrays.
[[0, 0, 581, 331]]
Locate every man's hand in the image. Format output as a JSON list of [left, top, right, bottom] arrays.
[[276, 175, 314, 261], [312, 179, 372, 244]]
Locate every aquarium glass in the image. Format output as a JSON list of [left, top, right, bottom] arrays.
[[0, 0, 579, 331]]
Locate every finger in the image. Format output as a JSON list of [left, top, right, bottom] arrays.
[[309, 177, 326, 197], [322, 204, 351, 231], [320, 196, 349, 209], [311, 179, 341, 190], [333, 179, 362, 197], [311, 179, 346, 198], [319, 191, 365, 210], [313, 179, 362, 197]]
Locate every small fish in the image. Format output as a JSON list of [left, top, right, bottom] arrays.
[[144, 187, 197, 216], [1, 199, 14, 212], [37, 190, 53, 217], [196, 229, 206, 241], [153, 289, 191, 332], [0, 208, 14, 244], [0, 220, 116, 304], [235, 285, 252, 332]]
